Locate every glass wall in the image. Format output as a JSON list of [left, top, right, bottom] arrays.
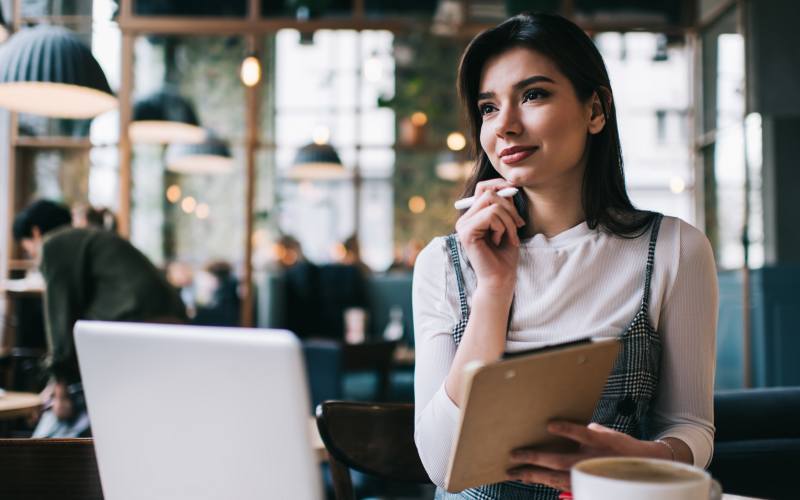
[[274, 29, 396, 271], [595, 32, 694, 225]]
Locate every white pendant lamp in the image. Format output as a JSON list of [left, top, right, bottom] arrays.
[[0, 25, 117, 118]]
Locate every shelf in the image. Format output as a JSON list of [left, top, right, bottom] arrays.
[[15, 137, 93, 148], [8, 260, 37, 271]]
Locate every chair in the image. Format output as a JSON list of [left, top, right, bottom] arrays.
[[708, 388, 800, 500], [304, 339, 342, 412], [341, 340, 398, 402], [0, 438, 103, 499], [1, 347, 47, 392], [316, 401, 431, 500]]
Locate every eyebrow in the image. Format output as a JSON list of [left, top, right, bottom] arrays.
[[476, 75, 556, 101]]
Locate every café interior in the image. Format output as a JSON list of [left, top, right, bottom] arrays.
[[0, 0, 799, 499]]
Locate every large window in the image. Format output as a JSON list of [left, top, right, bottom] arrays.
[[274, 29, 395, 271], [595, 32, 694, 224]]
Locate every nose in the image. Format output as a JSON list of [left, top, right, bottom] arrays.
[[494, 105, 523, 139]]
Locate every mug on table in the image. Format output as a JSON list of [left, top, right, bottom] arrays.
[[571, 457, 722, 500]]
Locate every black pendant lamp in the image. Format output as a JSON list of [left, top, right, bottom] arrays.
[[165, 132, 234, 174], [286, 143, 351, 180], [0, 25, 117, 118], [130, 86, 207, 144]]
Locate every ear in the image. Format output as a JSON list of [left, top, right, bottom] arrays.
[[587, 87, 611, 135], [31, 226, 41, 239]]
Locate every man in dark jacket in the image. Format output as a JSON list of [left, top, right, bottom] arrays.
[[13, 200, 188, 426]]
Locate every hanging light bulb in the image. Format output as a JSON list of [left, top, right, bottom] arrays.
[[364, 53, 382, 82], [241, 56, 261, 87], [447, 132, 467, 151], [313, 125, 330, 145]]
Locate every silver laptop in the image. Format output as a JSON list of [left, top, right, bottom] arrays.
[[74, 320, 322, 500]]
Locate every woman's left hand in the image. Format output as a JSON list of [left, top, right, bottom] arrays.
[[506, 421, 671, 492]]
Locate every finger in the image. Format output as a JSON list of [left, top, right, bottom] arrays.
[[547, 421, 607, 448], [486, 211, 507, 246], [507, 466, 571, 492], [481, 191, 525, 227], [461, 188, 525, 231], [483, 206, 519, 246], [474, 178, 516, 199], [466, 191, 524, 230], [459, 203, 520, 247], [510, 450, 578, 472], [459, 210, 503, 245]]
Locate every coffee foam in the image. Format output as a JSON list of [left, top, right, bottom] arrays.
[[577, 459, 705, 484]]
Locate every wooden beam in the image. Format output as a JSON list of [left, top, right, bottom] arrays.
[[14, 137, 92, 148], [118, 32, 134, 239], [116, 16, 403, 35], [240, 26, 259, 328], [12, 0, 20, 32], [692, 0, 738, 32], [353, 0, 365, 20], [19, 15, 94, 25]]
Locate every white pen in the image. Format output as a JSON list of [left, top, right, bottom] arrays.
[[454, 187, 519, 210]]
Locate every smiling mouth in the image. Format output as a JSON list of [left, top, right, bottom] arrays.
[[500, 146, 538, 164]]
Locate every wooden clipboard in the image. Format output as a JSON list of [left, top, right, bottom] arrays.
[[444, 339, 621, 493]]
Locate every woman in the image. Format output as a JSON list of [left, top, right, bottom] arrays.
[[412, 12, 717, 500]]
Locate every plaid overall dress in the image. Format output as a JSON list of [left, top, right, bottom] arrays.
[[435, 214, 664, 500]]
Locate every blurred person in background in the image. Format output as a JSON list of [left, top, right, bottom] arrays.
[[192, 260, 240, 327], [13, 199, 188, 437], [342, 235, 372, 277], [72, 203, 118, 233], [276, 235, 305, 270]]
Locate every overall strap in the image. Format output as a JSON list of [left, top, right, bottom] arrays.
[[448, 233, 469, 345], [641, 213, 664, 314]]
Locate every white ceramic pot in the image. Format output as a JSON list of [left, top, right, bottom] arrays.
[[571, 457, 722, 500]]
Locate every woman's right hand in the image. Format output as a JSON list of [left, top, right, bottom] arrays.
[[455, 178, 525, 292]]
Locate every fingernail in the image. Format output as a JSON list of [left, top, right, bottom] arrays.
[[511, 452, 525, 462], [507, 472, 520, 480], [549, 423, 561, 432]]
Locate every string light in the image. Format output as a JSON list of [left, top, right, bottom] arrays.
[[669, 176, 686, 194], [166, 184, 181, 202], [411, 112, 427, 127], [447, 132, 466, 151], [196, 203, 210, 219], [181, 196, 197, 213], [364, 54, 382, 82], [328, 242, 347, 260], [241, 56, 261, 87], [313, 125, 330, 145], [409, 196, 426, 214]]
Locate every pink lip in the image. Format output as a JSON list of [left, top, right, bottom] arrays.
[[500, 146, 538, 164]]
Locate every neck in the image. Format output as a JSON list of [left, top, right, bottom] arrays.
[[522, 155, 588, 239]]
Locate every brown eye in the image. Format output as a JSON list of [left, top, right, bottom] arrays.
[[524, 89, 548, 102]]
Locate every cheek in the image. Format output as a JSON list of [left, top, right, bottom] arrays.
[[531, 106, 587, 156], [479, 124, 495, 156]]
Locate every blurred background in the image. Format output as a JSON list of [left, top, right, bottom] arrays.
[[0, 0, 798, 412]]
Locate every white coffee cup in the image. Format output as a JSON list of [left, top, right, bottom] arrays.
[[571, 457, 722, 500]]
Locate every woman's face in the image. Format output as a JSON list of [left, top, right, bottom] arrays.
[[477, 47, 605, 191]]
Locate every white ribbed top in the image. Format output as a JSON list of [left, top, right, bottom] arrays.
[[412, 216, 718, 489]]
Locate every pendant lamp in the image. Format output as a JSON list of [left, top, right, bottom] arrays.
[[285, 143, 351, 180], [0, 25, 117, 118], [165, 133, 235, 174], [130, 86, 207, 144]]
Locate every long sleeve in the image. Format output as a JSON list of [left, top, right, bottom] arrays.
[[647, 219, 717, 468], [413, 238, 461, 488], [40, 235, 84, 384]]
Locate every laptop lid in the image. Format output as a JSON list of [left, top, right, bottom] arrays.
[[74, 320, 322, 500]]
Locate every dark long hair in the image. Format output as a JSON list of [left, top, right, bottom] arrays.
[[457, 11, 655, 238]]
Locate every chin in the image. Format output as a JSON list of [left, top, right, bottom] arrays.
[[497, 163, 540, 187]]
